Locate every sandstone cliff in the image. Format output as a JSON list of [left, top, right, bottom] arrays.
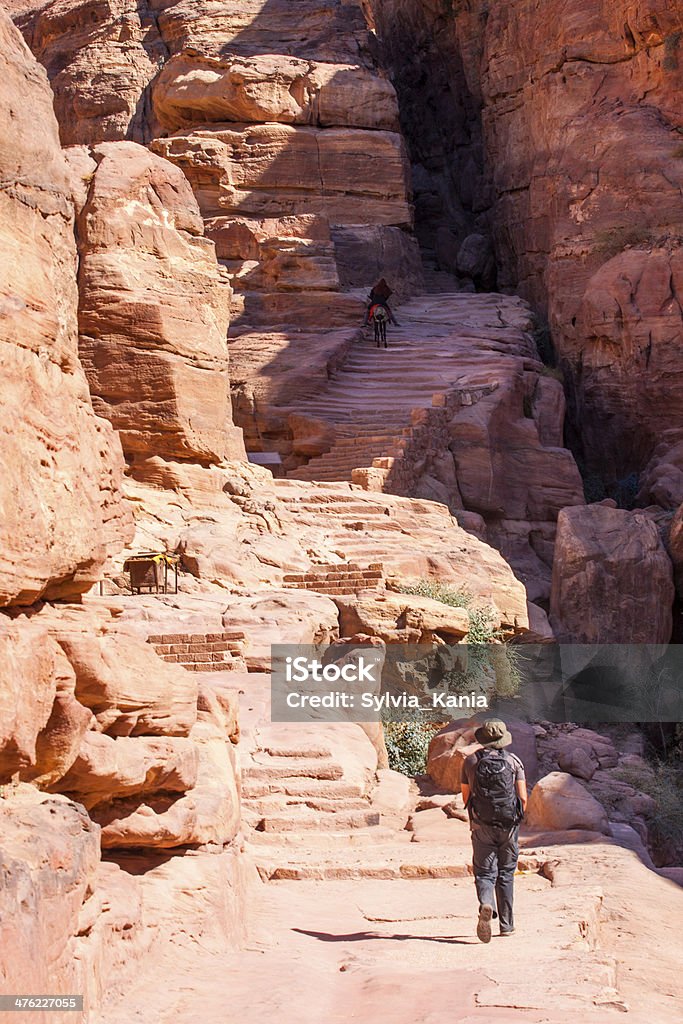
[[2, 1, 683, 1016], [368, 0, 683, 499]]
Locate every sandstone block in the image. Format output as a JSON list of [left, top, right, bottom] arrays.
[[550, 505, 674, 643], [526, 772, 609, 834], [153, 52, 399, 132], [55, 627, 198, 737], [69, 140, 245, 464]]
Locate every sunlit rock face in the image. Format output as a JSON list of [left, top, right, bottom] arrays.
[[0, 8, 132, 607]]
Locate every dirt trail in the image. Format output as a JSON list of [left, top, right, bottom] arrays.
[[100, 843, 682, 1024]]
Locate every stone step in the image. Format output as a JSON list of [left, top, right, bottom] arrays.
[[246, 826, 411, 848], [243, 760, 345, 782], [242, 778, 365, 800], [244, 795, 371, 817], [254, 808, 382, 832], [260, 743, 333, 759], [251, 844, 473, 881]]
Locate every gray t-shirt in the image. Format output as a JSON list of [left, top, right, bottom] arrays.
[[462, 749, 525, 790]]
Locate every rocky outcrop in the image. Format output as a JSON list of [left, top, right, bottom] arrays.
[[427, 718, 539, 792], [0, 789, 100, 1002], [12, 0, 167, 145], [550, 504, 675, 643], [368, 0, 683, 494], [12, 0, 424, 344], [336, 590, 469, 644], [0, 8, 132, 606], [68, 140, 244, 466]]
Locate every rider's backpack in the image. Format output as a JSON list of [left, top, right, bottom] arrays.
[[469, 749, 522, 828]]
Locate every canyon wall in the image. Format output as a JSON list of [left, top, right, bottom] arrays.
[[369, 0, 683, 495], [0, 7, 131, 606], [0, 8, 247, 1006]]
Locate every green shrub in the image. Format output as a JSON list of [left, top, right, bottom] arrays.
[[394, 580, 521, 696], [397, 578, 473, 609], [593, 225, 654, 258], [613, 761, 683, 853], [384, 719, 440, 776]]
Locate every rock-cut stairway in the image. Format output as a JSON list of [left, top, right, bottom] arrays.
[[285, 292, 534, 484]]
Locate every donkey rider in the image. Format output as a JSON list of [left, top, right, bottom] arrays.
[[363, 278, 400, 327]]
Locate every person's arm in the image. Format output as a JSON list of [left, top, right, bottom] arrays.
[[461, 781, 471, 808], [516, 778, 528, 812]]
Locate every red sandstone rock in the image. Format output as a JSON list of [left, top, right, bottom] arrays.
[[526, 772, 609, 834], [54, 625, 198, 737], [69, 140, 245, 464], [428, 717, 539, 791], [153, 52, 400, 133], [94, 719, 240, 849], [668, 502, 683, 594], [55, 732, 199, 810], [550, 505, 675, 643], [0, 788, 100, 1000], [336, 590, 470, 643], [0, 9, 131, 607], [0, 615, 59, 782], [23, 647, 95, 788], [14, 0, 166, 144], [151, 124, 413, 228]]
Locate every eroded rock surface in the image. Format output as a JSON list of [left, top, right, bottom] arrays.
[[550, 504, 674, 643], [68, 140, 244, 465], [0, 8, 131, 606], [368, 0, 683, 494]]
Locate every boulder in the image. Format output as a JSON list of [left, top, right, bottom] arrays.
[[336, 590, 470, 644], [0, 788, 100, 997], [525, 772, 609, 834], [94, 720, 240, 849], [456, 232, 494, 286], [668, 503, 683, 596], [557, 746, 597, 782], [55, 733, 199, 810], [54, 627, 198, 738], [370, 768, 415, 829], [550, 505, 674, 643]]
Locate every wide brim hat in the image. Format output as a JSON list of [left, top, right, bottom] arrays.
[[474, 719, 513, 749]]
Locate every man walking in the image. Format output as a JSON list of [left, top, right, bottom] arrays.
[[460, 719, 528, 943]]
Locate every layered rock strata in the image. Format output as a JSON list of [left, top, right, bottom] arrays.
[[0, 7, 132, 606], [67, 139, 244, 465], [368, 0, 683, 497]]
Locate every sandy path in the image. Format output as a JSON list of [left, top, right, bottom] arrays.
[[102, 859, 655, 1024]]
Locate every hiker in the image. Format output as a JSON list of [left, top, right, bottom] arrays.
[[363, 277, 400, 326], [460, 719, 528, 943]]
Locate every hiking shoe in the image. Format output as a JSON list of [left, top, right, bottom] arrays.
[[499, 929, 515, 937], [476, 904, 493, 943]]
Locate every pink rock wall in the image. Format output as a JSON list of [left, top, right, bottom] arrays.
[[0, 8, 132, 606], [368, 0, 683, 492], [69, 140, 245, 465]]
